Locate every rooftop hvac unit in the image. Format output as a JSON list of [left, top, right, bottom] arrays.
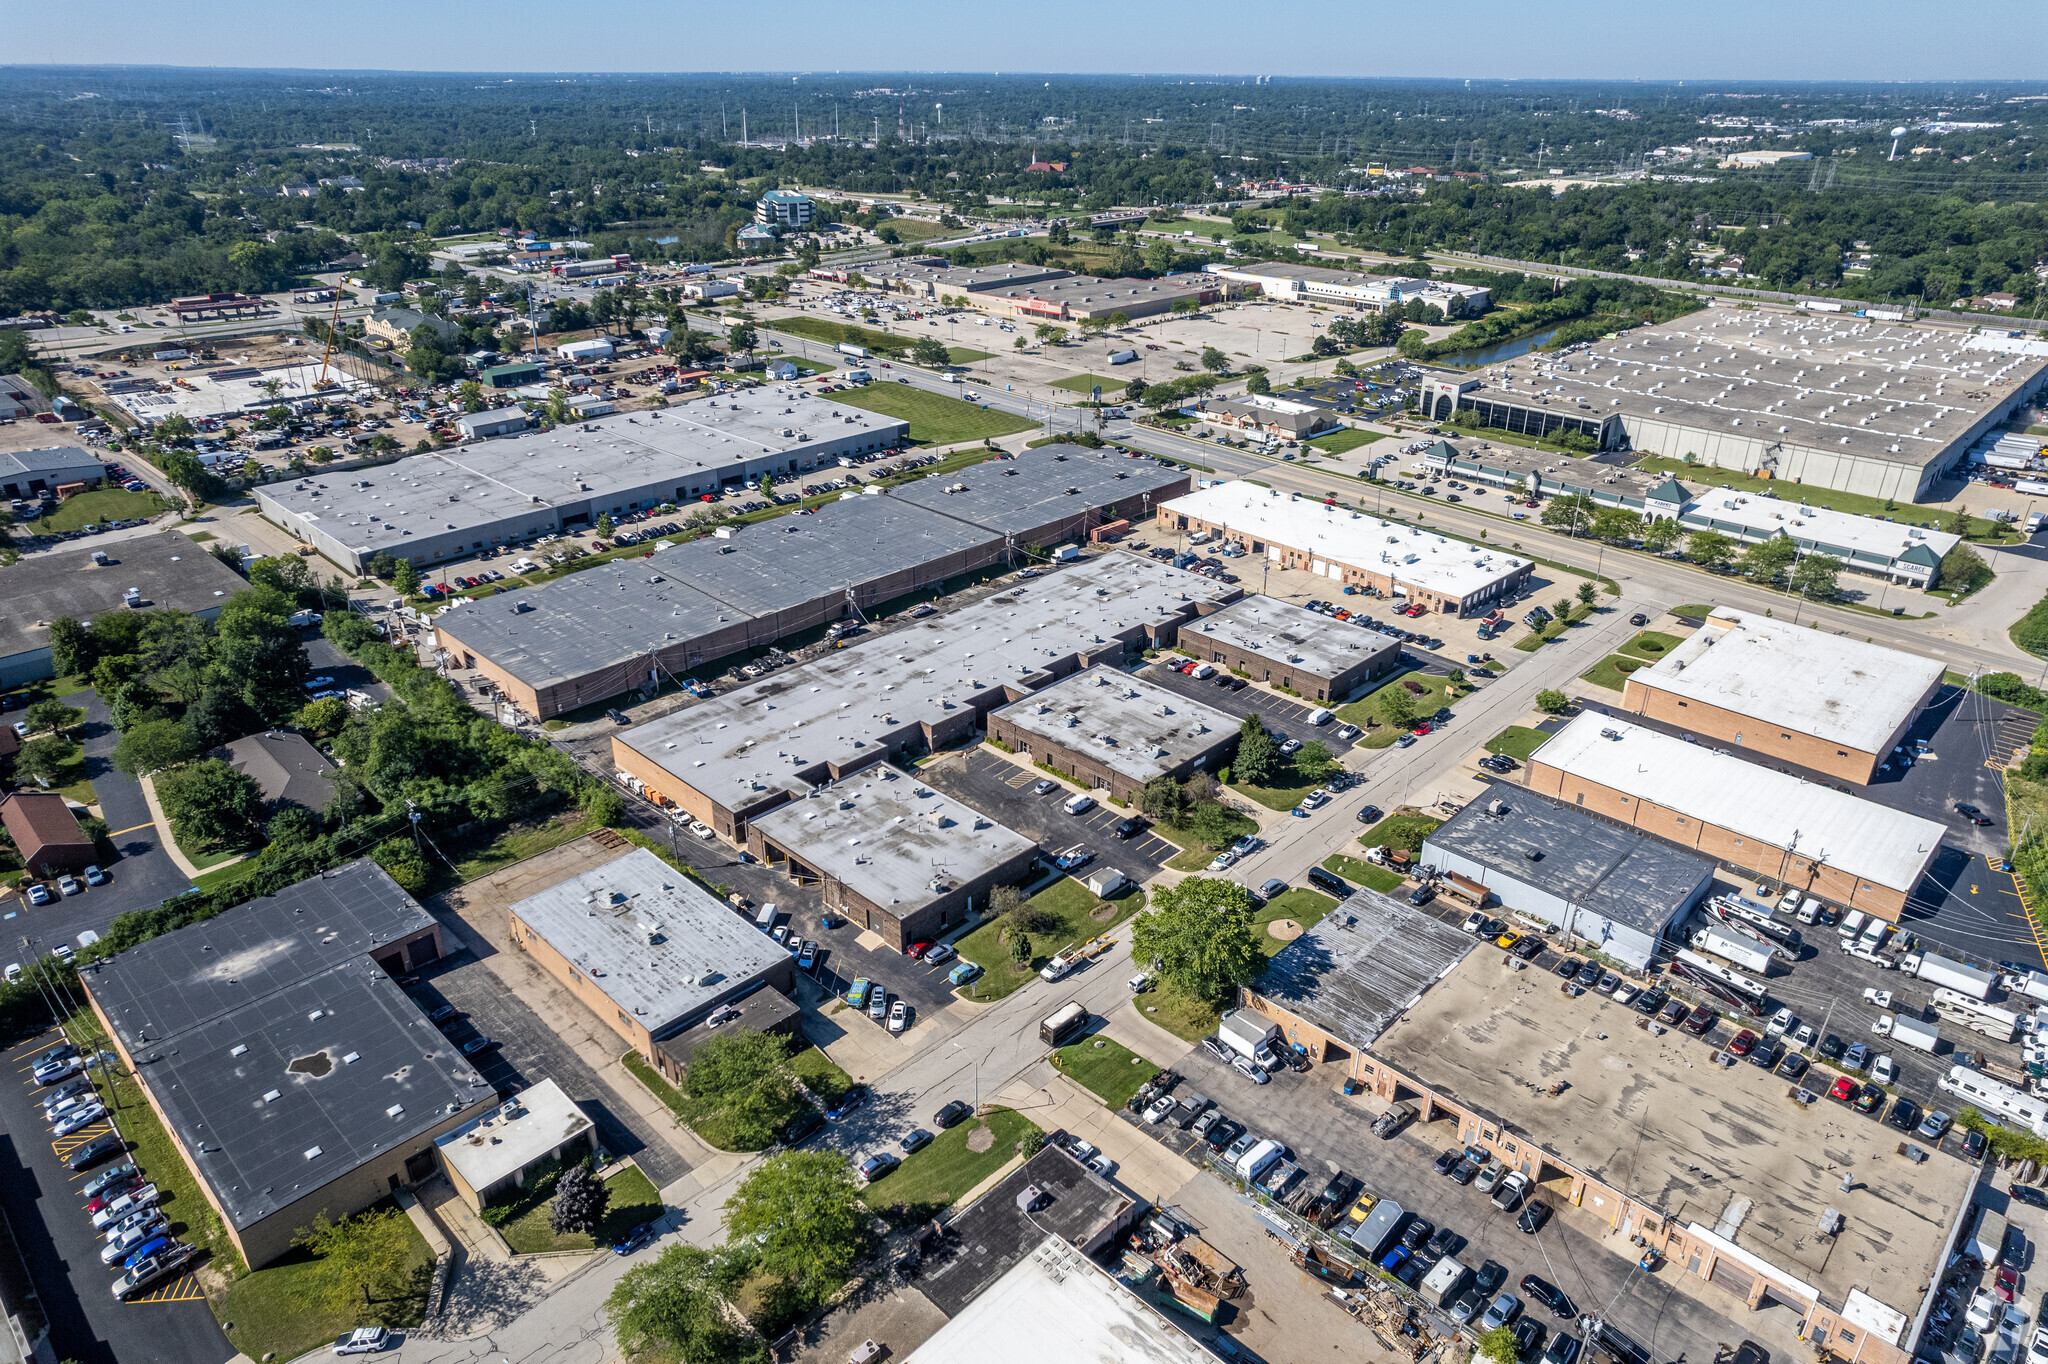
[[1488, 800, 1507, 816]]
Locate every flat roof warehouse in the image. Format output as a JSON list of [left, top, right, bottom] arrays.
[[435, 452, 1190, 718], [254, 388, 912, 572]]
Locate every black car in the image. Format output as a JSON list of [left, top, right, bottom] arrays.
[[1408, 884, 1437, 908], [1818, 1034, 1846, 1061], [1854, 1083, 1888, 1116], [427, 1003, 459, 1026], [1634, 988, 1667, 1016], [1889, 1098, 1922, 1133], [1112, 817, 1143, 840], [1401, 1217, 1435, 1250], [1522, 1275, 1576, 1320], [1312, 1173, 1362, 1227], [1518, 1201, 1552, 1235], [1474, 1260, 1510, 1296], [1426, 1225, 1463, 1258], [1306, 866, 1351, 897], [828, 1085, 870, 1121], [65, 1132, 126, 1172], [1357, 805, 1384, 825], [1433, 1147, 1462, 1176], [1511, 936, 1544, 962], [1451, 1158, 1481, 1185], [1554, 958, 1584, 981], [1746, 1038, 1782, 1070], [1205, 1118, 1243, 1153], [1777, 1052, 1810, 1081], [934, 1098, 973, 1129], [781, 1110, 826, 1147], [1514, 1318, 1549, 1362], [1963, 1130, 1988, 1160]]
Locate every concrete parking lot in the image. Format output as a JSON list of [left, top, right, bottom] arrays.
[[0, 1027, 231, 1364], [919, 747, 1181, 871]]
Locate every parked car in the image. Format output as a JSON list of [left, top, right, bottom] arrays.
[[1522, 1275, 1576, 1320], [827, 1085, 869, 1121], [113, 1242, 198, 1300]]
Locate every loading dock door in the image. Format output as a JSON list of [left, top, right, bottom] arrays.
[[1708, 1256, 1755, 1301]]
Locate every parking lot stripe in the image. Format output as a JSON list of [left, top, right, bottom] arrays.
[[126, 1274, 206, 1305], [107, 823, 154, 838]]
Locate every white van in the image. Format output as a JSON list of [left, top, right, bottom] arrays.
[[1308, 708, 1334, 727], [1858, 918, 1889, 954], [1063, 792, 1097, 816], [1235, 1138, 1283, 1183], [754, 903, 778, 932], [1837, 910, 1867, 944], [1191, 663, 1217, 679]]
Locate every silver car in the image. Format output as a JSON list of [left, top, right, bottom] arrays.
[[1481, 1293, 1522, 1331]]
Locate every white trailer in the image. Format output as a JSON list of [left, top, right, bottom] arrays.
[[1905, 951, 1996, 1000], [1932, 987, 2019, 1042], [1878, 1013, 1941, 1052], [1218, 1009, 1281, 1066], [1690, 928, 1773, 976], [1941, 1064, 2048, 1137], [1674, 950, 1768, 1004]]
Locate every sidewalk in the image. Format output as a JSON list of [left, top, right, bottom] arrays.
[[135, 770, 242, 881]]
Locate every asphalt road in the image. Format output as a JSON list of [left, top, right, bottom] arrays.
[[0, 1027, 231, 1364]]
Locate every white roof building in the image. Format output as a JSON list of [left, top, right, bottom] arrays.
[[1159, 482, 1531, 614], [1531, 715, 1945, 898], [1625, 609, 1945, 761]]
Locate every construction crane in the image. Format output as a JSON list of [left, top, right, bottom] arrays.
[[313, 284, 346, 390]]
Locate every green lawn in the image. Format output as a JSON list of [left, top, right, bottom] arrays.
[[1052, 1037, 1159, 1109], [33, 487, 170, 534], [868, 1108, 1040, 1218], [35, 738, 98, 808], [1486, 726, 1554, 761], [1230, 748, 1347, 811], [1254, 889, 1337, 958], [190, 857, 265, 894], [1618, 630, 1684, 661], [1322, 853, 1405, 894], [952, 878, 1145, 1001], [1671, 603, 1718, 619], [833, 384, 1036, 445], [620, 1047, 815, 1153], [791, 1043, 853, 1104], [1336, 670, 1466, 746], [1049, 373, 1127, 395], [1581, 653, 1647, 692], [1307, 427, 1385, 454], [215, 1196, 433, 1364], [1140, 983, 1224, 1043], [879, 217, 956, 241], [1514, 602, 1597, 652], [1150, 805, 1261, 872], [946, 346, 995, 364], [769, 316, 907, 355], [430, 810, 600, 894], [1360, 813, 1443, 855], [497, 1165, 664, 1254]]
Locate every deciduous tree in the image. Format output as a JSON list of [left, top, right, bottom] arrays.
[[722, 1153, 867, 1295], [1232, 714, 1278, 785], [607, 1244, 766, 1364], [551, 1162, 610, 1237], [293, 1207, 417, 1315], [1131, 877, 1260, 1006], [111, 719, 196, 777]]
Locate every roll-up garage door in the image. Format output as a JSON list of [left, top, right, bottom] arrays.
[[1708, 1256, 1755, 1300]]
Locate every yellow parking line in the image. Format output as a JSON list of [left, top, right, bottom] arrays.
[[107, 823, 153, 838]]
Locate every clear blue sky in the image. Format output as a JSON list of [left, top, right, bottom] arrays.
[[9, 0, 2045, 80]]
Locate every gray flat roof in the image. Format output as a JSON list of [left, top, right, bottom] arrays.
[[750, 766, 1036, 913], [258, 390, 908, 557], [992, 665, 1240, 785], [2, 444, 102, 475], [435, 1077, 592, 1195], [1479, 311, 2048, 468], [889, 449, 1186, 537], [507, 846, 788, 1033], [1423, 787, 1716, 935], [1180, 595, 1399, 681], [675, 496, 992, 616], [972, 273, 1216, 307], [856, 260, 1071, 293], [0, 532, 249, 664], [916, 1146, 1136, 1319], [619, 553, 1234, 802], [86, 861, 487, 1231], [1249, 888, 1476, 1050]]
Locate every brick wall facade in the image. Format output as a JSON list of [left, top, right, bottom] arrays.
[[747, 826, 1038, 952], [1183, 633, 1398, 704], [1618, 671, 1939, 786], [984, 719, 1237, 804]]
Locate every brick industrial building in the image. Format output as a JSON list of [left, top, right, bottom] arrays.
[[436, 452, 1189, 719], [1619, 609, 1943, 784], [610, 553, 1236, 843], [0, 791, 97, 876], [83, 862, 484, 1268], [1242, 895, 1969, 1364], [985, 667, 1241, 803], [1523, 715, 1944, 920], [505, 846, 793, 1064], [749, 767, 1038, 952], [1156, 483, 1531, 617], [1175, 596, 1400, 702]]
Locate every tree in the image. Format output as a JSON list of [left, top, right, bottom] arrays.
[[156, 758, 265, 851], [293, 1207, 417, 1315], [911, 336, 950, 367], [158, 449, 210, 500], [1200, 347, 1228, 374], [1293, 740, 1339, 784], [1232, 714, 1278, 786], [1588, 507, 1643, 543], [1790, 553, 1843, 600], [1131, 877, 1261, 1006], [1186, 800, 1237, 850], [1124, 377, 1148, 403], [596, 512, 615, 539], [723, 1152, 867, 1295], [1535, 689, 1571, 714], [1010, 930, 1032, 967], [551, 1161, 610, 1237], [686, 1029, 803, 1148], [1951, 504, 1972, 537], [392, 560, 420, 595], [1642, 518, 1685, 554], [1245, 371, 1272, 396], [1737, 535, 1798, 584], [458, 380, 485, 413], [24, 700, 82, 736], [213, 585, 311, 722], [607, 1244, 767, 1364], [15, 736, 74, 786], [1941, 542, 1994, 596], [1576, 580, 1597, 607], [295, 696, 351, 739], [1479, 1326, 1520, 1364], [1686, 528, 1738, 571], [1539, 492, 1597, 537], [112, 719, 196, 777], [249, 554, 316, 603], [1554, 598, 1573, 622], [48, 617, 93, 677], [726, 323, 758, 356], [1377, 683, 1417, 728], [1136, 773, 1186, 825]]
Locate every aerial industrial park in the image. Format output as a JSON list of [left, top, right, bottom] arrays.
[[5, 44, 2048, 1364]]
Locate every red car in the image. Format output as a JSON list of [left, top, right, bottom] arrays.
[[1727, 1029, 1757, 1057], [905, 942, 931, 960], [1411, 722, 1432, 736], [1828, 1075, 1857, 1103]]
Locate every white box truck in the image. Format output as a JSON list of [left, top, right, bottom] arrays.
[[1691, 928, 1774, 976], [1218, 1009, 1281, 1069], [1903, 951, 1996, 1001], [1235, 1138, 1282, 1183], [1889, 1014, 1941, 1052], [1421, 1256, 1470, 1308]]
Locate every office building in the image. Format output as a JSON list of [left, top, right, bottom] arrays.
[[1208, 261, 1490, 315], [1177, 596, 1400, 702], [1619, 609, 1944, 783], [433, 1079, 596, 1213], [985, 667, 1241, 803], [756, 190, 815, 232]]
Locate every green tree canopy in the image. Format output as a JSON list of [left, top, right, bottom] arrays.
[[1131, 876, 1261, 1006], [1232, 714, 1279, 785], [1539, 492, 1598, 536], [111, 718, 197, 777], [1686, 528, 1738, 571], [156, 757, 265, 852], [607, 1244, 766, 1364], [722, 1152, 867, 1296], [1536, 689, 1571, 714], [1738, 534, 1798, 583], [292, 1207, 417, 1315], [1790, 553, 1843, 599]]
